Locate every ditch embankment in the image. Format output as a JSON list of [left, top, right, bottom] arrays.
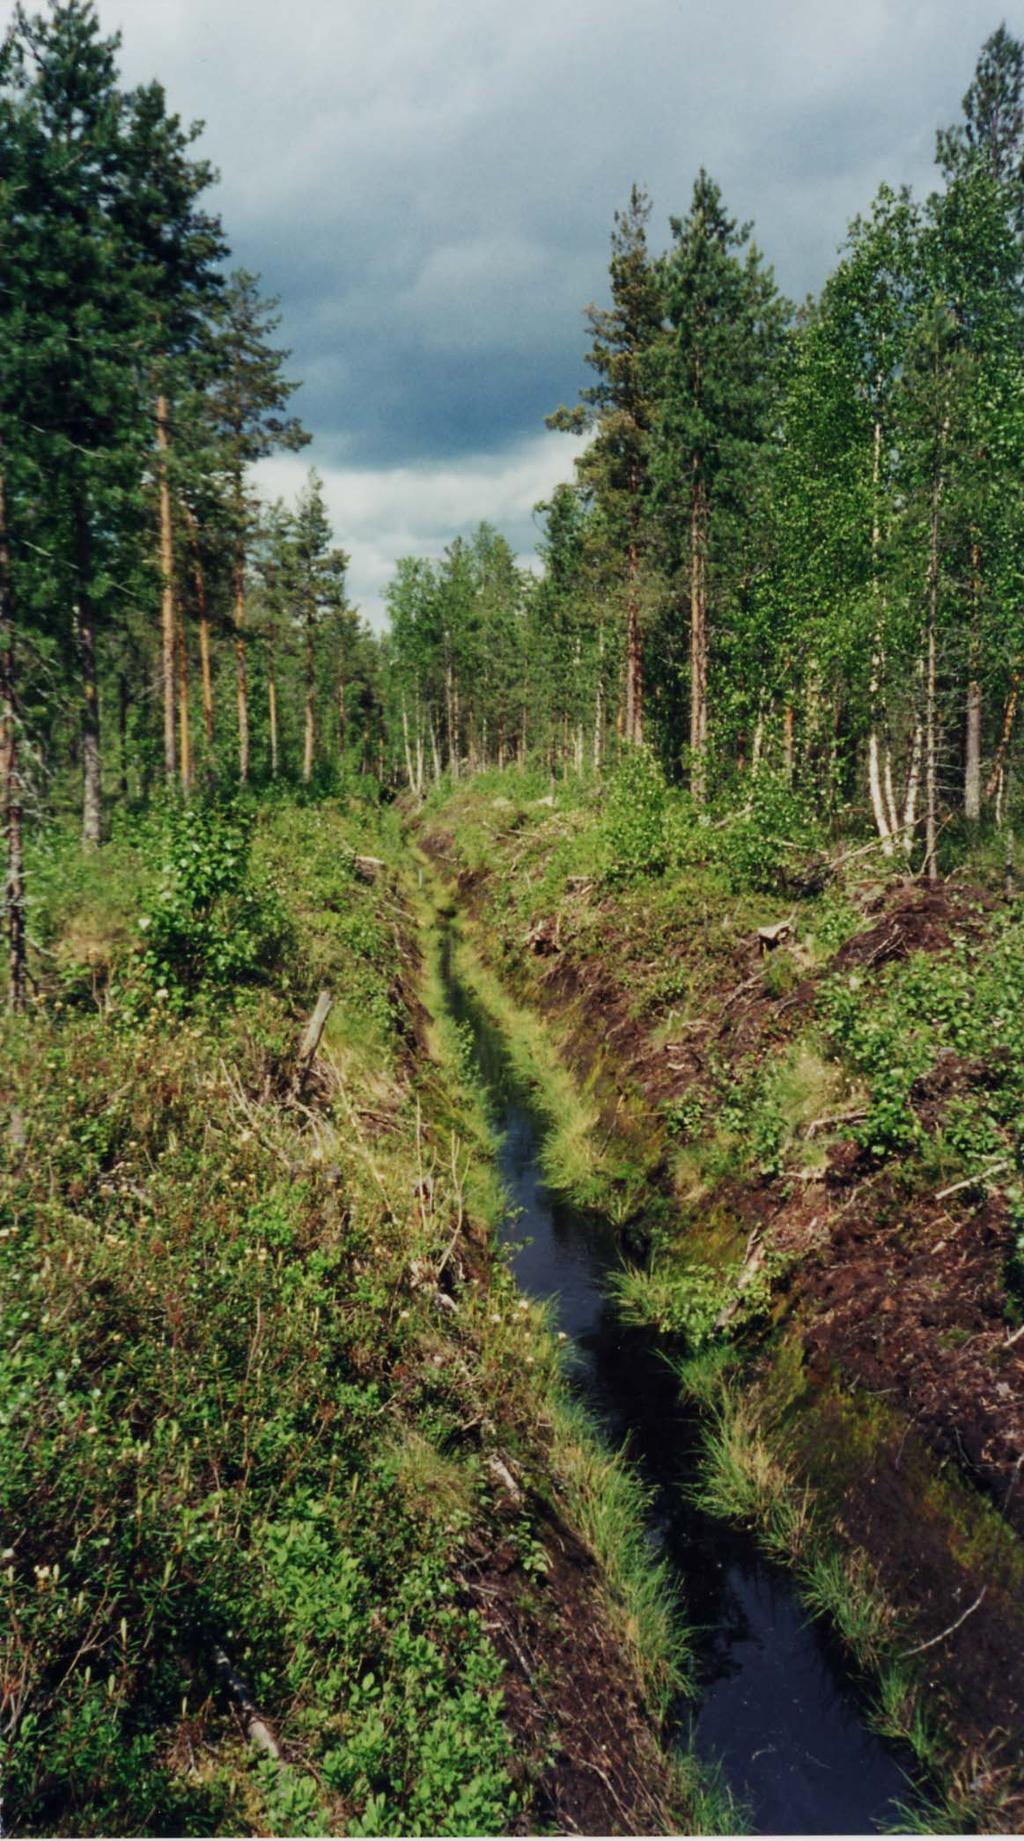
[[436, 903, 913, 1834], [420, 775, 1024, 1833]]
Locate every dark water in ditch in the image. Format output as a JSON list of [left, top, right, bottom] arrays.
[[442, 938, 913, 1836]]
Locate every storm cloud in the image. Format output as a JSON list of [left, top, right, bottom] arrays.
[[102, 0, 1011, 617]]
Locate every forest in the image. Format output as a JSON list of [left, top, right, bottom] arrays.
[[2, 2, 1024, 1836]]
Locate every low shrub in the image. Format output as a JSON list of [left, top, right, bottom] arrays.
[[120, 800, 290, 1013], [602, 747, 669, 881], [717, 766, 823, 894]]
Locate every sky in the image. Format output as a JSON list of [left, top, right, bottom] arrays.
[[102, 0, 1020, 624]]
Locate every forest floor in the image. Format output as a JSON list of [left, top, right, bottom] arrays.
[[420, 768, 1024, 1831], [0, 792, 692, 1838]]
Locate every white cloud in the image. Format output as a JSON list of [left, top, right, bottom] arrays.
[[253, 428, 587, 628]]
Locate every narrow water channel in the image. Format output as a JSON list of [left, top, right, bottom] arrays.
[[442, 936, 913, 1836]]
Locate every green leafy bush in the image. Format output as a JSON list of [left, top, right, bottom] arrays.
[[719, 767, 822, 893], [822, 915, 1024, 1162], [602, 747, 669, 881], [612, 1259, 731, 1349], [125, 801, 289, 1011]]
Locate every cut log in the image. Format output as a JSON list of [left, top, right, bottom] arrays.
[[353, 854, 385, 882], [486, 1455, 524, 1506], [292, 990, 332, 1092]]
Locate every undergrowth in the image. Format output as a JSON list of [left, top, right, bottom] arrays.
[[2, 792, 703, 1836], [1, 796, 517, 1837]]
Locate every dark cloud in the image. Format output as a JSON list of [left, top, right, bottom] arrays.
[[101, 0, 1011, 613]]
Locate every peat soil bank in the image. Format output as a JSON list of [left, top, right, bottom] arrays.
[[441, 927, 913, 1835]]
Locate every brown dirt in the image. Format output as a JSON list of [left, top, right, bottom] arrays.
[[831, 882, 994, 970], [458, 1507, 679, 1836], [800, 1184, 1024, 1534]]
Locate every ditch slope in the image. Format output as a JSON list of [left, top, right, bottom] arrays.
[[421, 778, 1024, 1831]]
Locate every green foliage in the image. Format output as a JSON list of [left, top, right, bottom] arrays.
[[719, 1064, 788, 1178], [123, 800, 289, 1012], [663, 1092, 706, 1143], [717, 767, 823, 893], [1004, 1186, 1024, 1310], [822, 913, 1024, 1164], [0, 803, 523, 1837], [612, 1260, 731, 1349], [602, 746, 669, 880]]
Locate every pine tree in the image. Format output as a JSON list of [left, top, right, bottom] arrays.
[[113, 77, 226, 789], [2, 2, 158, 845], [549, 186, 663, 744], [281, 471, 349, 783], [202, 271, 308, 782], [655, 171, 789, 801]]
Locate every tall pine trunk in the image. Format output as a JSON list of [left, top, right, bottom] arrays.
[[177, 603, 191, 795], [594, 624, 605, 770], [0, 466, 26, 1013], [156, 394, 177, 781], [964, 538, 983, 822], [233, 547, 249, 784], [867, 415, 896, 854], [625, 489, 644, 744], [689, 467, 709, 803], [184, 508, 216, 761], [303, 620, 315, 783], [268, 671, 279, 778], [119, 673, 129, 798], [781, 700, 795, 781], [74, 501, 102, 849]]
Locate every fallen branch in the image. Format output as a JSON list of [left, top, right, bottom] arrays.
[[804, 1106, 867, 1139], [898, 1587, 987, 1658], [934, 1161, 1009, 1202]]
